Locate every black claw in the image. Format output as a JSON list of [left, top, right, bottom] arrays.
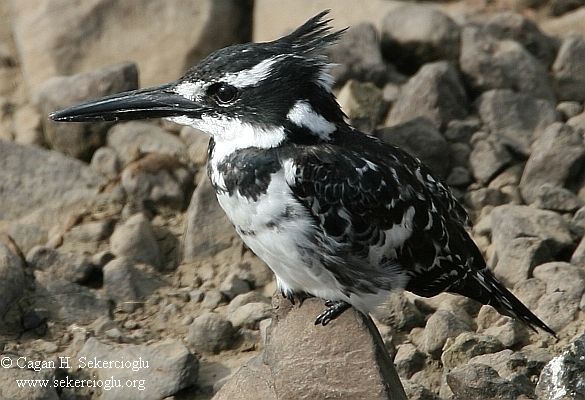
[[314, 301, 351, 326]]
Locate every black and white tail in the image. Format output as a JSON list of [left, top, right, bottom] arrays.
[[455, 269, 556, 337]]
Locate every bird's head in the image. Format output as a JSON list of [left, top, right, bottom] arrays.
[[50, 11, 347, 148]]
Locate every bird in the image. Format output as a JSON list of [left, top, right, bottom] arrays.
[[50, 11, 555, 335]]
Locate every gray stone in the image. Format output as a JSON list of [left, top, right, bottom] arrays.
[[214, 296, 407, 400], [27, 246, 95, 285], [536, 333, 585, 400], [571, 235, 585, 265], [402, 382, 441, 400], [520, 123, 585, 204], [420, 310, 472, 358], [387, 61, 468, 129], [533, 184, 583, 212], [557, 101, 584, 120], [0, 140, 104, 252], [513, 278, 547, 311], [327, 22, 401, 87], [469, 138, 513, 184], [183, 173, 240, 262], [394, 343, 426, 378], [110, 213, 162, 268], [78, 337, 198, 400], [219, 273, 251, 300], [449, 142, 472, 168], [338, 80, 387, 133], [34, 62, 138, 160], [536, 291, 578, 331], [377, 117, 451, 177], [0, 360, 58, 400], [492, 237, 553, 287], [188, 312, 235, 354], [11, 0, 252, 89], [444, 118, 481, 143], [533, 261, 585, 300], [381, 5, 460, 73], [466, 12, 558, 66], [374, 292, 425, 331], [552, 34, 585, 102], [90, 146, 121, 179], [121, 153, 194, 210], [103, 257, 163, 312], [441, 332, 505, 370], [466, 188, 508, 210], [228, 302, 272, 329], [446, 363, 533, 400], [571, 206, 585, 237], [13, 104, 43, 146], [490, 205, 573, 257], [64, 219, 115, 244], [227, 292, 270, 315], [35, 279, 109, 324], [201, 289, 224, 310], [0, 239, 25, 331], [568, 109, 585, 131], [460, 27, 555, 100], [470, 348, 551, 381], [107, 121, 187, 164], [477, 89, 557, 156], [446, 166, 472, 187], [483, 319, 529, 348]]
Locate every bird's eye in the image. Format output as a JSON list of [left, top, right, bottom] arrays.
[[208, 83, 238, 105]]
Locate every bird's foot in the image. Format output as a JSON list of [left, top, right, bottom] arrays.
[[314, 300, 351, 326], [281, 290, 311, 306]]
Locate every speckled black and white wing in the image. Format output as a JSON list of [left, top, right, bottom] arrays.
[[280, 133, 555, 335]]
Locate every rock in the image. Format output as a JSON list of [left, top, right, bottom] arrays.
[[12, 104, 43, 146], [533, 184, 583, 212], [460, 26, 555, 100], [78, 337, 198, 400], [35, 279, 109, 324], [536, 291, 579, 331], [121, 153, 194, 210], [11, 0, 252, 89], [552, 34, 585, 102], [0, 140, 104, 252], [520, 123, 585, 204], [90, 146, 122, 178], [395, 343, 426, 378], [542, 6, 585, 37], [420, 310, 472, 358], [533, 261, 585, 300], [402, 381, 441, 400], [0, 360, 58, 400], [228, 302, 272, 329], [441, 332, 505, 370], [220, 273, 251, 300], [27, 246, 95, 285], [571, 235, 585, 265], [34, 62, 138, 160], [338, 80, 387, 133], [380, 5, 460, 74], [483, 319, 529, 348], [227, 292, 270, 315], [377, 117, 451, 177], [446, 166, 472, 187], [183, 173, 240, 262], [327, 22, 401, 87], [513, 278, 547, 311], [213, 296, 407, 400], [386, 61, 468, 129], [103, 257, 163, 312], [466, 12, 558, 66], [490, 205, 573, 257], [201, 289, 225, 310], [466, 187, 508, 209], [187, 312, 235, 354], [107, 121, 187, 164], [492, 237, 553, 287], [470, 348, 551, 381], [373, 292, 425, 331], [0, 239, 25, 332], [536, 333, 585, 399], [571, 206, 585, 237], [110, 213, 162, 268], [444, 118, 481, 143], [469, 137, 513, 184], [477, 89, 557, 156], [446, 363, 533, 400], [557, 101, 584, 120]]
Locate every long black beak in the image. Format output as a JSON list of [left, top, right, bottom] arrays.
[[49, 83, 202, 122]]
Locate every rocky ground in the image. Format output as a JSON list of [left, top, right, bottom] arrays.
[[1, 0, 585, 399]]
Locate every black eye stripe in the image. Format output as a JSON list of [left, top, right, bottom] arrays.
[[207, 82, 238, 104]]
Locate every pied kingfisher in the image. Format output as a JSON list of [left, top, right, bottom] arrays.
[[51, 11, 554, 335]]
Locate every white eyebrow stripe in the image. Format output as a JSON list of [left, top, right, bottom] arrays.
[[222, 55, 282, 88], [286, 100, 336, 140]]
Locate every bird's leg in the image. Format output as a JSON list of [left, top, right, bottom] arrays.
[[314, 300, 351, 326], [281, 290, 312, 306]]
